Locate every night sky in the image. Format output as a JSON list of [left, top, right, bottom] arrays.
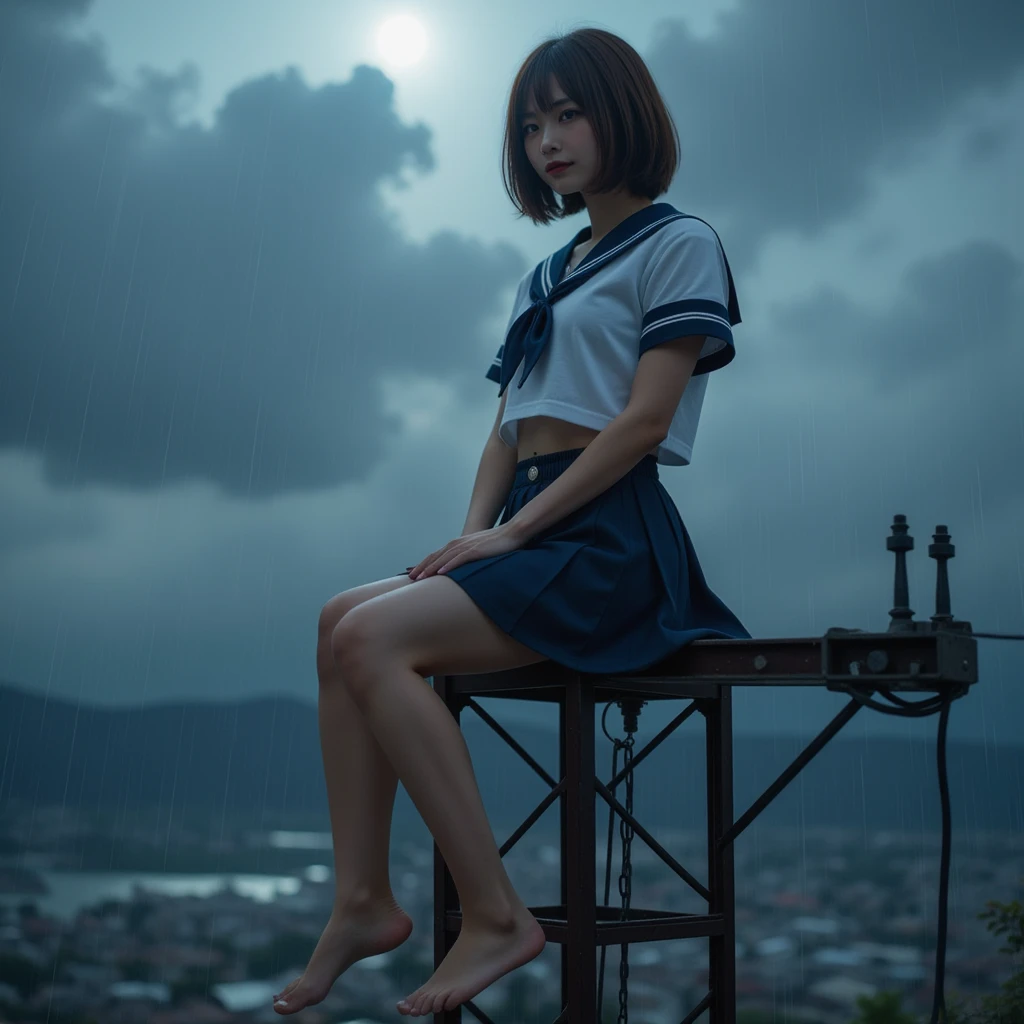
[[2, 0, 1022, 745]]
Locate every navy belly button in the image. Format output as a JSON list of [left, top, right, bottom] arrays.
[[527, 465, 539, 481]]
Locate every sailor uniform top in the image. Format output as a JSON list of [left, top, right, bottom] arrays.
[[486, 202, 741, 467]]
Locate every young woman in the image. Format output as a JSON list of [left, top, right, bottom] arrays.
[[273, 26, 750, 1019]]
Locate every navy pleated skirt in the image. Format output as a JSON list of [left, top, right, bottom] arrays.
[[396, 447, 750, 674]]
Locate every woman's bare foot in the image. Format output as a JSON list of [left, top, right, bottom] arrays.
[[397, 901, 546, 1017], [272, 897, 414, 1015]]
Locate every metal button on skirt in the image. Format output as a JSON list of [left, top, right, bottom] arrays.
[[397, 447, 750, 674]]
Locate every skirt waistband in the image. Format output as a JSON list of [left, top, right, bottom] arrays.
[[513, 447, 660, 487]]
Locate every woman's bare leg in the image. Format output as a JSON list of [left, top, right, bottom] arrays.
[[315, 621, 404, 907], [329, 575, 550, 1018], [274, 572, 550, 1018], [272, 575, 416, 1014]]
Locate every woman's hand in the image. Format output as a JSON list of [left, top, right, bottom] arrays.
[[408, 524, 524, 580]]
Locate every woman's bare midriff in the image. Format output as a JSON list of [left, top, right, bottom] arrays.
[[516, 415, 659, 461]]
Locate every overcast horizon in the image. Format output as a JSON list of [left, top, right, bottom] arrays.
[[1, 0, 1023, 746]]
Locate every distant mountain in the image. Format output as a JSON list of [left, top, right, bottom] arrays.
[[1, 681, 1021, 835]]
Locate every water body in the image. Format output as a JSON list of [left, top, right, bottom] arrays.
[[0, 868, 322, 921]]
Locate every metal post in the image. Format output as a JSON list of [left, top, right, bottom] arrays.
[[705, 686, 736, 1024], [433, 673, 462, 1024], [562, 673, 597, 1023]]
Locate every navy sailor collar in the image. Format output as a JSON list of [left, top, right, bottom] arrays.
[[499, 201, 741, 396]]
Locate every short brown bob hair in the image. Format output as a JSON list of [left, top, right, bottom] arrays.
[[502, 27, 681, 225]]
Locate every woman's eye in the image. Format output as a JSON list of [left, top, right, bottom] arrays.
[[522, 109, 579, 135]]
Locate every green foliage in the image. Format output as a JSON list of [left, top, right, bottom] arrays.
[[879, 886, 1024, 1024], [957, 890, 1024, 1024], [849, 990, 917, 1024], [980, 896, 1024, 958]]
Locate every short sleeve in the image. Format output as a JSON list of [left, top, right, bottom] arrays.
[[486, 271, 532, 386], [638, 220, 740, 375]]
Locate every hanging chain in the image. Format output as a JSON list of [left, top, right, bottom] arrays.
[[597, 698, 644, 1024], [617, 725, 636, 1023]]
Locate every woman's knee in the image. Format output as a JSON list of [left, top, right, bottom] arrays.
[[318, 591, 360, 644], [316, 593, 368, 686], [328, 610, 389, 701], [327, 606, 380, 671], [318, 575, 414, 644]]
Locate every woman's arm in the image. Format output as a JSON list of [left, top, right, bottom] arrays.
[[502, 335, 704, 543], [502, 409, 664, 543], [461, 390, 517, 534], [462, 434, 518, 534]]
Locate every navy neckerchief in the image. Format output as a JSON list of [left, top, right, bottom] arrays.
[[498, 201, 742, 397]]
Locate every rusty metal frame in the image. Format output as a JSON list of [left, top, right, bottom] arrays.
[[429, 628, 977, 1024]]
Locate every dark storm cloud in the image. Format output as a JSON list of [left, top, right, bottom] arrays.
[[2, 0, 1021, 499], [718, 238, 1024, 545], [648, 0, 1024, 259], [0, 1, 525, 497], [784, 240, 1021, 391]]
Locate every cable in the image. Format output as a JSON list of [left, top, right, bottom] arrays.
[[921, 622, 1024, 1024], [933, 697, 952, 1024], [808, 625, 1017, 1021], [843, 683, 966, 1024], [599, 624, 1020, 1023]]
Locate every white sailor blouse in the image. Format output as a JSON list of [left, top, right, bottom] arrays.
[[486, 202, 741, 466]]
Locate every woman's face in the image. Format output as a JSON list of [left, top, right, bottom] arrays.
[[520, 75, 597, 195]]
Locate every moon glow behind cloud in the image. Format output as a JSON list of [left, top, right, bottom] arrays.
[[375, 14, 429, 69]]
